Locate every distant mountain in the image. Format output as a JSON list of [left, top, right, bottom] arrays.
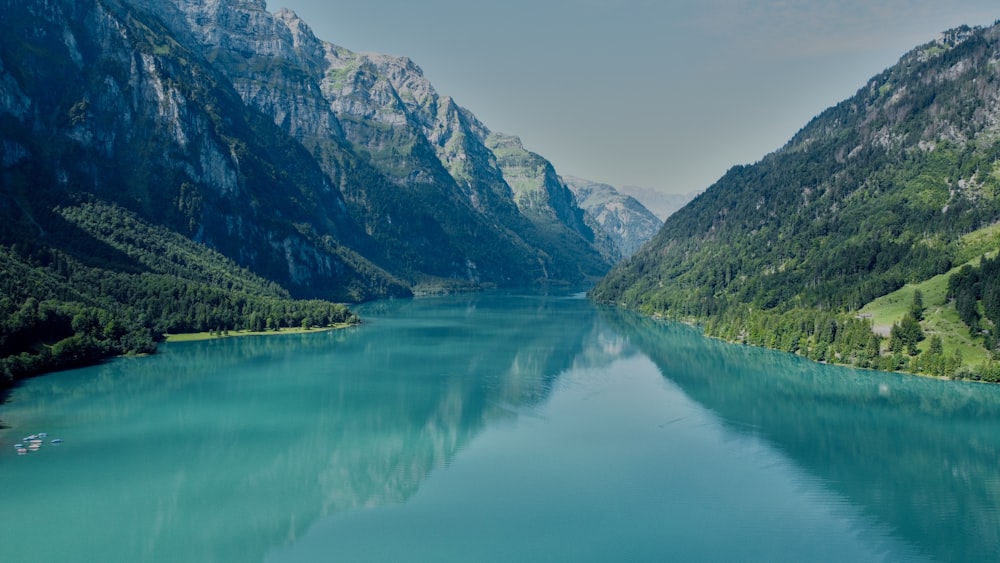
[[561, 176, 663, 259], [616, 185, 699, 221], [592, 24, 1000, 378], [0, 0, 613, 384]]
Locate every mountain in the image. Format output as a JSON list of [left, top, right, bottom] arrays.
[[1, 0, 611, 295], [0, 0, 613, 385], [562, 175, 663, 259], [481, 134, 609, 277], [616, 185, 700, 221], [151, 0, 612, 290], [306, 35, 610, 289], [592, 24, 1000, 378], [2, 0, 405, 302]]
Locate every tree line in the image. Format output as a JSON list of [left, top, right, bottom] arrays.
[[699, 289, 967, 379], [1, 202, 360, 390]]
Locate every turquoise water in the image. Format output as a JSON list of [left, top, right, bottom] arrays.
[[2, 292, 999, 562]]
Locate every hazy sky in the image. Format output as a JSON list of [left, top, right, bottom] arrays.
[[271, 1, 997, 193]]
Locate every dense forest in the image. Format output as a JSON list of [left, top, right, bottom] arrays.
[[0, 201, 358, 390]]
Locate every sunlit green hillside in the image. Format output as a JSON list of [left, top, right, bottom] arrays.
[[593, 25, 1000, 380]]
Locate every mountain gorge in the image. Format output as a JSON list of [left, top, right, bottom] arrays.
[[0, 0, 660, 384], [593, 23, 1000, 378]]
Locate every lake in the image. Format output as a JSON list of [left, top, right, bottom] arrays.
[[2, 292, 999, 562]]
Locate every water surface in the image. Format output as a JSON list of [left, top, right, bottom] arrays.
[[2, 293, 999, 561]]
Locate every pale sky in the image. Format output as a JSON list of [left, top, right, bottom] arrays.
[[271, 1, 997, 194]]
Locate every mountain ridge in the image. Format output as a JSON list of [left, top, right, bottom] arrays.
[[592, 22, 1000, 379], [0, 0, 621, 298]]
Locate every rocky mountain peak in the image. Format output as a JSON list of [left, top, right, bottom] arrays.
[[126, 0, 293, 59], [485, 133, 526, 153], [271, 8, 327, 65]]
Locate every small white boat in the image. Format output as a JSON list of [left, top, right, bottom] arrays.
[[50, 439, 63, 444], [14, 443, 24, 449], [38, 432, 47, 438], [16, 448, 27, 455]]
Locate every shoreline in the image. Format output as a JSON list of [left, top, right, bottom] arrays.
[[163, 322, 358, 343], [642, 308, 991, 384]]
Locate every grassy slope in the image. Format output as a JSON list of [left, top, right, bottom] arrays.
[[860, 223, 1000, 368]]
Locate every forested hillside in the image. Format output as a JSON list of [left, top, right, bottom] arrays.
[[592, 24, 1000, 379], [0, 201, 358, 387]]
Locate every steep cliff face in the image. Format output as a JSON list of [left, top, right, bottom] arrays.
[[317, 46, 543, 286], [562, 176, 663, 259], [312, 31, 611, 285], [1, 0, 412, 301], [2, 0, 614, 300], [128, 0, 611, 287], [486, 134, 589, 233]]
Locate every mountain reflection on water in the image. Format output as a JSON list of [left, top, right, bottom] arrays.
[[0, 293, 598, 563], [0, 293, 998, 562], [600, 306, 1000, 563]]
